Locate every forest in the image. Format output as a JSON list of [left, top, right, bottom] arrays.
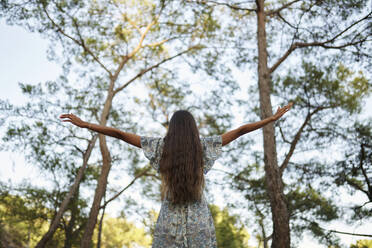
[[0, 0, 371, 247]]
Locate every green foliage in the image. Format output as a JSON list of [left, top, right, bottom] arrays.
[[93, 214, 152, 248], [334, 121, 372, 221], [350, 239, 372, 248], [209, 204, 252, 248], [0, 190, 153, 248], [0, 190, 65, 247], [277, 62, 370, 115]]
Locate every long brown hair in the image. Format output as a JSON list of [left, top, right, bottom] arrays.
[[159, 110, 204, 204]]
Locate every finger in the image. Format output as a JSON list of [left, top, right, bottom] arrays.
[[60, 114, 73, 118], [62, 120, 72, 123]]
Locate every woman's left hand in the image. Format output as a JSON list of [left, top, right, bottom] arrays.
[[59, 113, 87, 128]]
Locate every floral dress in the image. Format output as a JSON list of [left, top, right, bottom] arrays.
[[140, 136, 222, 248]]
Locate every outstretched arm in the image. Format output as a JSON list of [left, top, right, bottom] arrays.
[[59, 114, 141, 148], [221, 103, 292, 146]]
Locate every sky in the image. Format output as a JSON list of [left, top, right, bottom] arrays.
[[0, 19, 371, 247]]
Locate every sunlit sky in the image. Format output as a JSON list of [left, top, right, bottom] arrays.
[[0, 19, 371, 247]]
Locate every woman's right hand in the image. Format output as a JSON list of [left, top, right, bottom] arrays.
[[271, 102, 293, 121], [59, 113, 87, 128]]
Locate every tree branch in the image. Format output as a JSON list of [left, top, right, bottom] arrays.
[[277, 12, 297, 30], [128, 20, 157, 58], [266, 0, 302, 16], [143, 38, 170, 48], [305, 219, 372, 238], [100, 167, 152, 209], [36, 134, 98, 248], [269, 11, 372, 73], [278, 124, 291, 144], [359, 144, 372, 200], [328, 229, 372, 238], [110, 19, 160, 83], [113, 46, 200, 95], [345, 176, 369, 197], [189, 0, 256, 12], [42, 5, 112, 76], [254, 203, 272, 248], [280, 107, 326, 174], [123, 13, 142, 34], [97, 193, 106, 248]]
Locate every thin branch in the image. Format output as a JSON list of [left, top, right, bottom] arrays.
[[42, 6, 112, 76], [113, 46, 199, 95], [269, 11, 372, 73], [100, 167, 152, 209], [324, 12, 372, 44], [110, 19, 159, 82], [354, 201, 372, 210], [97, 193, 106, 248], [345, 176, 369, 197], [269, 43, 296, 73], [359, 144, 372, 200], [277, 12, 297, 30], [266, 0, 302, 16], [211, 168, 236, 177], [280, 106, 327, 174], [123, 14, 142, 34], [128, 20, 157, 58], [189, 0, 256, 11], [253, 202, 272, 248], [73, 145, 84, 154], [278, 124, 291, 144], [302, 219, 372, 238], [143, 38, 170, 48], [328, 229, 372, 238]]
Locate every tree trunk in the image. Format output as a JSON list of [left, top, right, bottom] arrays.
[[35, 135, 97, 248], [63, 189, 79, 248], [81, 82, 115, 248], [96, 199, 106, 248], [256, 1, 290, 247]]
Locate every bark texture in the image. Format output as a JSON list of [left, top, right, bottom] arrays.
[[256, 0, 290, 247], [81, 82, 115, 247]]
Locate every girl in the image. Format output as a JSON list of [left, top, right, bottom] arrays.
[[60, 103, 292, 248]]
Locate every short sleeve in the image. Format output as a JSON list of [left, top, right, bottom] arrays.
[[141, 136, 163, 171], [201, 136, 222, 174]]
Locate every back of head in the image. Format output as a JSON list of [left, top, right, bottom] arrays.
[[159, 110, 204, 204]]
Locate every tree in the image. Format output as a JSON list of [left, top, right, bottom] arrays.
[[189, 1, 371, 247], [0, 0, 232, 246]]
